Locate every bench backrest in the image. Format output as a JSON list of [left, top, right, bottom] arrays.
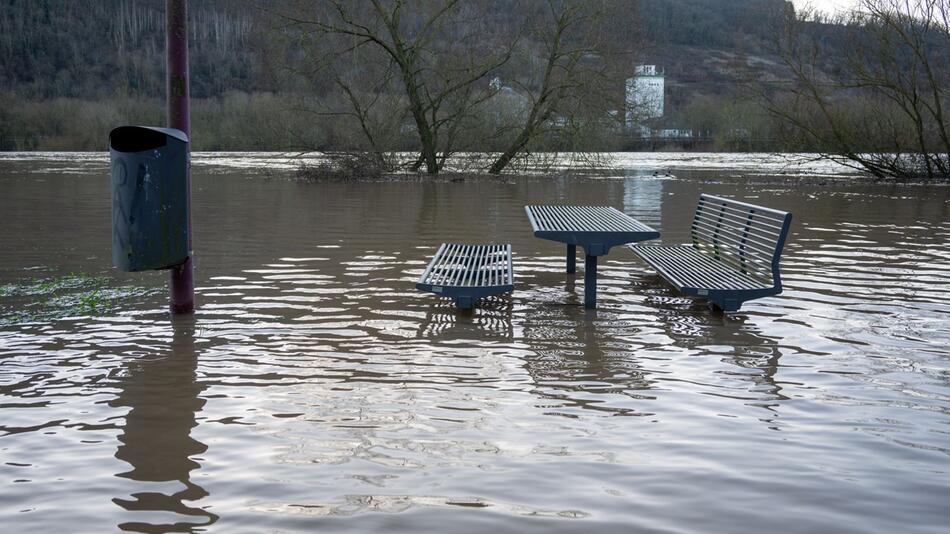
[[690, 194, 793, 287]]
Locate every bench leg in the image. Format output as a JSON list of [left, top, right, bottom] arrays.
[[720, 298, 740, 312], [455, 296, 474, 310], [584, 254, 597, 309], [710, 297, 741, 313], [566, 244, 576, 274]]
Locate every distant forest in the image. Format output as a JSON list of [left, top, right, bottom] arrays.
[[0, 0, 802, 151], [0, 0, 945, 173]]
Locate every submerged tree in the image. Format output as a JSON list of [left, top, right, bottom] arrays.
[[762, 0, 950, 181], [274, 0, 514, 174], [271, 0, 630, 175], [487, 0, 624, 174]]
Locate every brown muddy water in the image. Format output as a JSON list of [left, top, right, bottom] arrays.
[[0, 153, 949, 533]]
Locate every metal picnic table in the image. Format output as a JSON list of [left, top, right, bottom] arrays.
[[525, 205, 660, 309]]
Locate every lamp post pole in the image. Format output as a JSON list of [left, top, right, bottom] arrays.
[[166, 0, 195, 315]]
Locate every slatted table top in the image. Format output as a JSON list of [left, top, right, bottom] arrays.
[[525, 205, 654, 233], [524, 205, 659, 254]]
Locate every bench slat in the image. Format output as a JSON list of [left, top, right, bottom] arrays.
[[692, 218, 783, 251], [691, 244, 775, 276], [695, 206, 785, 236], [692, 219, 780, 258], [637, 246, 770, 290], [693, 208, 784, 238], [698, 195, 789, 219], [695, 248, 773, 279], [459, 244, 478, 286], [436, 244, 461, 286], [692, 211, 784, 239], [697, 205, 785, 227], [693, 241, 776, 269], [697, 203, 787, 228]]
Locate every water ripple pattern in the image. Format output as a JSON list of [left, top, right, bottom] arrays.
[[0, 159, 947, 533]]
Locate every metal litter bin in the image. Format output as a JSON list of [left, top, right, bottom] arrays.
[[110, 125, 190, 272]]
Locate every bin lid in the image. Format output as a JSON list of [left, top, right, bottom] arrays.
[[110, 126, 189, 152]]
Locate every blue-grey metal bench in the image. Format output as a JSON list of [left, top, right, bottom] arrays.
[[630, 194, 793, 312], [525, 205, 660, 308], [416, 243, 514, 309]]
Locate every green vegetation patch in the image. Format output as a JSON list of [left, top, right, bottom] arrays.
[[0, 273, 159, 325]]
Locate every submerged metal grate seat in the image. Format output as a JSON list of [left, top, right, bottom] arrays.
[[630, 194, 793, 312], [416, 243, 514, 309]]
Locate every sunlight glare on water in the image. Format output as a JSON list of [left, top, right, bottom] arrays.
[[0, 154, 948, 533]]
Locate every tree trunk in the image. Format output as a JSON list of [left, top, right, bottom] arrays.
[[489, 127, 534, 174], [401, 66, 440, 174]]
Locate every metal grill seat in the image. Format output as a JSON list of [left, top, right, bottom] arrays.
[[631, 194, 793, 312], [416, 243, 514, 309]]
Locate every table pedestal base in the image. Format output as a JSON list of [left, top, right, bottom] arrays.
[[584, 254, 598, 309]]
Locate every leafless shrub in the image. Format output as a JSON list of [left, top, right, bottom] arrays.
[[295, 152, 395, 182]]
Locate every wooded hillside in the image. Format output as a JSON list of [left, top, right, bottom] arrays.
[[0, 0, 846, 151]]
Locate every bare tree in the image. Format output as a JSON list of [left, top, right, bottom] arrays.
[[762, 0, 950, 181], [274, 0, 513, 174], [488, 0, 622, 174]]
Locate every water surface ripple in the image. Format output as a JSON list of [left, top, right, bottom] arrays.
[[0, 157, 948, 533]]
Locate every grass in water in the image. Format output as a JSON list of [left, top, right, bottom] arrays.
[[0, 273, 159, 324]]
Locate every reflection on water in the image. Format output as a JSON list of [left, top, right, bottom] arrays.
[[416, 297, 514, 341], [110, 317, 217, 532], [0, 155, 948, 533], [622, 172, 664, 229]]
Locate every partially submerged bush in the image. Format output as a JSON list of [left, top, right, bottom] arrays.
[[296, 152, 394, 182]]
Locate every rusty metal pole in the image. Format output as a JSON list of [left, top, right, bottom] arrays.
[[166, 0, 195, 314]]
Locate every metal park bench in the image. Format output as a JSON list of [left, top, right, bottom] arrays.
[[630, 194, 793, 312], [416, 243, 514, 309]]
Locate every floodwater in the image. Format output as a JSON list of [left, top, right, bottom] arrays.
[[0, 153, 948, 533]]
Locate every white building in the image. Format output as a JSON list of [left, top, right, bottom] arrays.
[[625, 65, 664, 128]]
